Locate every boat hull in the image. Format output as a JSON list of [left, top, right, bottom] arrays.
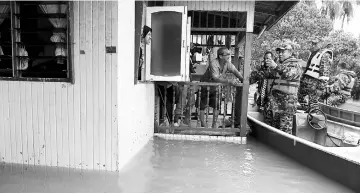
[[247, 112, 360, 192]]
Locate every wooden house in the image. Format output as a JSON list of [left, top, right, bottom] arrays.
[[0, 0, 298, 171]]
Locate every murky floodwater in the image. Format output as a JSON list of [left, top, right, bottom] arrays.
[[0, 137, 354, 193]]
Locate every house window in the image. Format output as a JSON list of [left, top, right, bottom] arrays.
[[0, 1, 72, 82], [135, 5, 191, 83]]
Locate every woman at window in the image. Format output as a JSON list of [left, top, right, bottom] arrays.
[[138, 25, 152, 81]]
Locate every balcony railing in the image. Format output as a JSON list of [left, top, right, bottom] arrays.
[[154, 81, 244, 137]]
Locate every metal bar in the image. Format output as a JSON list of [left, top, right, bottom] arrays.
[[199, 10, 201, 28], [220, 10, 223, 28], [206, 86, 210, 128], [192, 28, 246, 32], [228, 11, 231, 28], [235, 11, 239, 28], [213, 12, 216, 28], [67, 2, 73, 83], [206, 10, 209, 28], [11, 1, 18, 78]]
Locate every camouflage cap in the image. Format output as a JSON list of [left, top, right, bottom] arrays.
[[275, 42, 293, 52]]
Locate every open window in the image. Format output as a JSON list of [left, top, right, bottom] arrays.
[[144, 6, 190, 82]]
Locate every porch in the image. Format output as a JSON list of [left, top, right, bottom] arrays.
[[144, 1, 299, 143]]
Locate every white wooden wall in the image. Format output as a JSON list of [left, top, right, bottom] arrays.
[[0, 1, 119, 171], [117, 0, 155, 171], [163, 0, 255, 32]]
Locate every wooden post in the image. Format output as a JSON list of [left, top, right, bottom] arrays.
[[239, 32, 252, 137]]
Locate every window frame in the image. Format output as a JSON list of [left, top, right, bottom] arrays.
[[135, 5, 191, 83], [0, 1, 73, 83]]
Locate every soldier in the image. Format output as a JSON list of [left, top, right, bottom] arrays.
[[298, 44, 333, 112], [324, 62, 356, 107], [263, 40, 304, 134]]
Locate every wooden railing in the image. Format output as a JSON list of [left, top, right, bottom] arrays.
[[154, 81, 244, 137]]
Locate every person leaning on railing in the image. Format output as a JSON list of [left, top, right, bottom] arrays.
[[196, 47, 243, 128]]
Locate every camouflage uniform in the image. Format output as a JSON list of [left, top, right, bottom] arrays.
[[324, 69, 356, 107], [249, 62, 276, 111], [263, 56, 303, 134], [298, 51, 332, 111]]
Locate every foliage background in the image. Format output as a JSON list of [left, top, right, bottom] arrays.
[[248, 1, 360, 99]]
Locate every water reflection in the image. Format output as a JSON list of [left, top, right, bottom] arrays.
[[117, 137, 353, 193], [0, 137, 354, 193]]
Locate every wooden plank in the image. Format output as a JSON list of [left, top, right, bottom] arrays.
[[31, 83, 40, 166], [2, 83, 10, 163], [61, 84, 69, 168], [111, 0, 118, 171], [67, 85, 75, 169], [55, 84, 63, 168], [25, 83, 33, 168], [37, 83, 46, 166], [49, 84, 57, 166], [79, 1, 87, 170], [240, 33, 252, 138], [92, 0, 100, 171], [67, 1, 76, 169], [20, 82, 27, 167], [72, 0, 82, 170], [9, 82, 21, 163], [43, 84, 52, 166], [98, 0, 106, 171], [85, 1, 94, 170], [105, 1, 112, 171], [0, 83, 4, 163]]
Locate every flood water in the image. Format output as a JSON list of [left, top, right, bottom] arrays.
[[0, 137, 354, 193]]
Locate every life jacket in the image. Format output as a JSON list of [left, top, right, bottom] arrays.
[[304, 49, 333, 79], [267, 76, 300, 95], [266, 57, 303, 95]]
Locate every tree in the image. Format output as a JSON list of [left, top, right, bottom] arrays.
[[251, 1, 333, 63], [323, 30, 360, 74], [320, 0, 360, 29]]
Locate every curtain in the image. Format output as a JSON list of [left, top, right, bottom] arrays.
[[39, 4, 68, 64], [0, 5, 10, 56]]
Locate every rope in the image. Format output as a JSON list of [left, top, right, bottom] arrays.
[[326, 134, 341, 147]]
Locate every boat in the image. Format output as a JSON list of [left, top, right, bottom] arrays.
[[247, 101, 360, 192], [319, 101, 360, 128]]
